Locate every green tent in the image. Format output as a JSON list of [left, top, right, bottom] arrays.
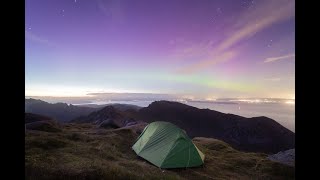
[[132, 121, 205, 168]]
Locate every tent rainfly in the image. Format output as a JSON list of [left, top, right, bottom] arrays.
[[132, 121, 205, 168]]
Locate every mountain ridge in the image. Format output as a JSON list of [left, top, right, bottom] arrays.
[[25, 98, 98, 122], [70, 100, 294, 154]]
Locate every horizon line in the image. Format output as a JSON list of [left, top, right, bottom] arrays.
[[25, 95, 295, 100]]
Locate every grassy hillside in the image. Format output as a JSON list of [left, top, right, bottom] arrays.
[[25, 123, 294, 180]]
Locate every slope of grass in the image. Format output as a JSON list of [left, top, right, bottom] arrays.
[[25, 124, 294, 180]]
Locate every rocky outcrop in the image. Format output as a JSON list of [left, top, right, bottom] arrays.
[[268, 149, 295, 166]]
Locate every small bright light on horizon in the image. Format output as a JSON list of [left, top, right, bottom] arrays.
[[205, 97, 216, 101], [285, 100, 295, 105], [182, 95, 195, 100]]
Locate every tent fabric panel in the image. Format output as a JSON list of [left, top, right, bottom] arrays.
[[194, 144, 205, 162], [161, 138, 203, 168]]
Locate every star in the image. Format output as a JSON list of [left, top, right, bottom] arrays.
[[216, 7, 222, 14], [28, 27, 31, 30]]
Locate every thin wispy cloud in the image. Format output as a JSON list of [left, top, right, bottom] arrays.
[[264, 78, 281, 82], [177, 0, 295, 73], [264, 53, 295, 63], [221, 0, 295, 52], [25, 31, 56, 47]]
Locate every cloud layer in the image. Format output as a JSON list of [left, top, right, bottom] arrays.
[[264, 53, 295, 63]]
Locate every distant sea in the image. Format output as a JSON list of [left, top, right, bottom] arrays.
[[75, 99, 295, 132]]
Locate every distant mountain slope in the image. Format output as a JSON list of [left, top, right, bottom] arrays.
[[75, 103, 142, 111], [137, 101, 295, 154], [25, 99, 98, 122], [71, 105, 140, 128]]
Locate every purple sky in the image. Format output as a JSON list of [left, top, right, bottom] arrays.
[[25, 0, 295, 99]]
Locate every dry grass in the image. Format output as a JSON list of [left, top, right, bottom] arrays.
[[25, 124, 294, 180]]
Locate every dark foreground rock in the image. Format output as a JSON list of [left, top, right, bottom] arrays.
[[268, 149, 295, 166]]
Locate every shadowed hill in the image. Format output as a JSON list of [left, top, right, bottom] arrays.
[[71, 106, 139, 128], [25, 113, 61, 132], [75, 103, 142, 111], [137, 101, 294, 154], [25, 112, 54, 124]]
